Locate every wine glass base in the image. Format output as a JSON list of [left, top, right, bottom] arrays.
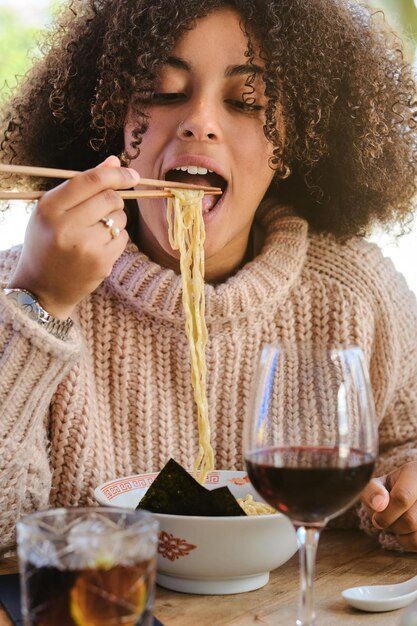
[[157, 571, 269, 595]]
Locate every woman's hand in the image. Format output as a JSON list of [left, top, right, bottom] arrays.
[[361, 461, 417, 551], [8, 155, 140, 319]]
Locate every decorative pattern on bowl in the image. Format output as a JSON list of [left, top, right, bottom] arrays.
[[158, 531, 197, 561], [100, 471, 222, 501]]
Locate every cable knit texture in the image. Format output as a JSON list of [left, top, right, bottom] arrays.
[[1, 203, 417, 550]]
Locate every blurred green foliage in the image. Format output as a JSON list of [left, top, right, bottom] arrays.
[[0, 7, 42, 97], [368, 0, 417, 47], [0, 0, 63, 99]]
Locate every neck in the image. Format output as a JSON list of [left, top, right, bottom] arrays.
[[136, 218, 254, 285], [204, 230, 254, 283]]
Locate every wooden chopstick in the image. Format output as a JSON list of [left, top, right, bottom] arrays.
[[0, 163, 222, 194], [0, 190, 193, 200]]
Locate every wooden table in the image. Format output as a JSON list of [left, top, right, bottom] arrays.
[[1, 529, 416, 625]]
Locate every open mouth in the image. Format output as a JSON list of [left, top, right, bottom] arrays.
[[165, 166, 228, 213]]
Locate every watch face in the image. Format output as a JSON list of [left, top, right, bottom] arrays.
[[4, 288, 73, 340], [6, 289, 41, 321]]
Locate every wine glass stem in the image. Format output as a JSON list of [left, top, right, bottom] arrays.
[[295, 525, 322, 626]]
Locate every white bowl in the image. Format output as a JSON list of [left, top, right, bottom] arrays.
[[94, 470, 298, 595]]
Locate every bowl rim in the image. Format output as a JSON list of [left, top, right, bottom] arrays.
[[94, 469, 282, 520]]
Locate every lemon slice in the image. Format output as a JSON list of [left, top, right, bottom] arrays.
[[69, 566, 148, 626]]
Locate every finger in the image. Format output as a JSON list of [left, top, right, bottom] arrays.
[[373, 465, 417, 529], [395, 530, 417, 552], [97, 155, 121, 169], [33, 188, 125, 244], [70, 188, 126, 226], [103, 229, 130, 268], [385, 502, 417, 536], [96, 209, 128, 245], [94, 225, 130, 278], [40, 158, 140, 213], [361, 477, 390, 513]]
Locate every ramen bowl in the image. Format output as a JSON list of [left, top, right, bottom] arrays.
[[94, 470, 298, 595]]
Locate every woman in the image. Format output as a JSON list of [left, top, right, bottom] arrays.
[[1, 0, 417, 552]]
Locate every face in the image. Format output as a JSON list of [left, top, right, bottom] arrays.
[[124, 8, 277, 281]]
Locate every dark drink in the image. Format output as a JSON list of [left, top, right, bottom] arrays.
[[21, 560, 156, 626], [245, 446, 375, 524]]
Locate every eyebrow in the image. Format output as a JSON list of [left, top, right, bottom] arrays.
[[165, 56, 264, 77]]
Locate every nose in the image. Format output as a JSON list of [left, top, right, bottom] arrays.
[[177, 99, 221, 142]]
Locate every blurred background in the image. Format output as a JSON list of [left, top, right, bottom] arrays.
[[0, 0, 417, 294]]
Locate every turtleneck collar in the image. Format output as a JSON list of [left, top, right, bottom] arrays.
[[106, 202, 309, 325]]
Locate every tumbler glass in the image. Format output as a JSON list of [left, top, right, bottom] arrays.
[[16, 506, 159, 626]]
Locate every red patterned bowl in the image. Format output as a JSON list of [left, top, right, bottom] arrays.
[[94, 470, 298, 595]]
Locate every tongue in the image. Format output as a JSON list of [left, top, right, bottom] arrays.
[[202, 194, 218, 212]]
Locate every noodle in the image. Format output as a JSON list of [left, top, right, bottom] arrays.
[[237, 495, 276, 516], [167, 189, 276, 516], [167, 189, 214, 484]]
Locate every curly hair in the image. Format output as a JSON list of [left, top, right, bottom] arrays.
[[1, 0, 416, 238]]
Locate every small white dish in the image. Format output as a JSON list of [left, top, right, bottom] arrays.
[[342, 575, 417, 612], [95, 470, 298, 595]]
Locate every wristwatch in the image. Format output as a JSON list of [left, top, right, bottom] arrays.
[[3, 288, 73, 341]]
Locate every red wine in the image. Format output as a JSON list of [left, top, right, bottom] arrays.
[[245, 447, 375, 525]]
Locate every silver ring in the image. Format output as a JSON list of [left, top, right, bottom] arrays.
[[100, 217, 120, 239], [100, 217, 114, 229]]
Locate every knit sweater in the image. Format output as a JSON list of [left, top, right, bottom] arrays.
[[1, 204, 417, 550]]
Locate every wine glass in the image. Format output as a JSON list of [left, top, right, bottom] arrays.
[[243, 343, 378, 626]]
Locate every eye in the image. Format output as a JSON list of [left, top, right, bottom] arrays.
[[151, 92, 186, 104], [226, 98, 263, 113]]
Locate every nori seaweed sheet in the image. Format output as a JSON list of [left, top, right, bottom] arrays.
[[136, 458, 246, 516]]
